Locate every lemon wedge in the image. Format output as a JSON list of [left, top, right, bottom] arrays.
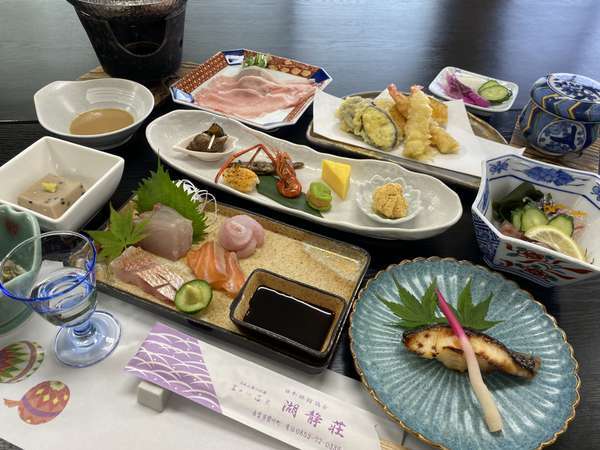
[[524, 225, 586, 261]]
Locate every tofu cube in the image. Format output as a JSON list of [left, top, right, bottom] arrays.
[[18, 174, 85, 219]]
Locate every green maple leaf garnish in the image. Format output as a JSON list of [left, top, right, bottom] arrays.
[[379, 277, 502, 331], [86, 205, 149, 261], [453, 279, 503, 331], [134, 163, 206, 241]]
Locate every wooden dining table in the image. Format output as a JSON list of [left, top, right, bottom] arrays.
[[1, 1, 599, 448]]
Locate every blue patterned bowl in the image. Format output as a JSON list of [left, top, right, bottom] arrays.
[[350, 257, 579, 450], [519, 73, 600, 156], [0, 206, 40, 334], [472, 154, 600, 287]]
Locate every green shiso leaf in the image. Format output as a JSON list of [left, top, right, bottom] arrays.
[[257, 175, 322, 217], [134, 163, 207, 241]]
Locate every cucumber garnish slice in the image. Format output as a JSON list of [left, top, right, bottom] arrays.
[[175, 280, 213, 314]]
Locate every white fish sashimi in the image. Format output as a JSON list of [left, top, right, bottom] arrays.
[[218, 215, 265, 258], [138, 204, 193, 261], [230, 215, 265, 247]]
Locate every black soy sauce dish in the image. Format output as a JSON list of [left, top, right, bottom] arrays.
[[230, 269, 349, 361]]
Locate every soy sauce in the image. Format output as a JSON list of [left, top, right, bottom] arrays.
[[244, 286, 335, 351]]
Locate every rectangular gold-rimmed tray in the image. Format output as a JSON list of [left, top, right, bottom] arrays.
[[96, 199, 370, 373]]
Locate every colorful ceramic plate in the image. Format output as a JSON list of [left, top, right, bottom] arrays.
[[170, 49, 332, 130], [350, 257, 579, 450]]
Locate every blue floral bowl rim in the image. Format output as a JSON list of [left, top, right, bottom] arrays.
[[349, 256, 581, 450], [472, 154, 600, 273]]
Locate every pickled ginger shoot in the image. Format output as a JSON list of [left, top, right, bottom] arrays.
[[436, 288, 503, 433]]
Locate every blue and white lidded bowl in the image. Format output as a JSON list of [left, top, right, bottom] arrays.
[[518, 73, 600, 156]]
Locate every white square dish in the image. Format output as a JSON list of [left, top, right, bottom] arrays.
[[0, 137, 124, 231], [429, 66, 518, 114]]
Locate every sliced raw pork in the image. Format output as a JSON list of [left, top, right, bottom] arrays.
[[193, 67, 316, 119]]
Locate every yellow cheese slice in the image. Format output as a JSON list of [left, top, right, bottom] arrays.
[[321, 159, 351, 199]]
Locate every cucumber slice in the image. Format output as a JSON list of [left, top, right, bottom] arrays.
[[548, 214, 574, 237], [511, 208, 523, 230], [478, 80, 500, 93], [521, 206, 548, 232], [479, 85, 511, 103], [175, 280, 212, 314]]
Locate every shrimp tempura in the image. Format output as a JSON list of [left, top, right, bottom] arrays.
[[387, 84, 410, 117], [404, 86, 433, 160]]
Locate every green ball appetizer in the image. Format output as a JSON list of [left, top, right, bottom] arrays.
[[307, 181, 333, 212]]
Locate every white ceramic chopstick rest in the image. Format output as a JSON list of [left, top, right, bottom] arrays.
[[137, 381, 171, 412]]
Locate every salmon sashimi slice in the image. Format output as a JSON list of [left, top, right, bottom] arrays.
[[186, 241, 228, 285], [214, 250, 245, 297], [186, 241, 245, 296]]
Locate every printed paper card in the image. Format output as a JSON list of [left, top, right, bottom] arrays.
[[126, 322, 388, 450]]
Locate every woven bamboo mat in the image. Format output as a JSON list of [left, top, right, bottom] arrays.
[[77, 61, 200, 107], [511, 119, 600, 174]]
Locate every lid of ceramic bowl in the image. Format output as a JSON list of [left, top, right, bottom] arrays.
[[530, 73, 600, 122]]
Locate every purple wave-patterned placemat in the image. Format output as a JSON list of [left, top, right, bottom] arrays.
[[125, 323, 222, 414]]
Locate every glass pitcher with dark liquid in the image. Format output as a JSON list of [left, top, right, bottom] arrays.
[[67, 0, 187, 81]]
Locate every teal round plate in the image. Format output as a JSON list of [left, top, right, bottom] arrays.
[[350, 257, 579, 450]]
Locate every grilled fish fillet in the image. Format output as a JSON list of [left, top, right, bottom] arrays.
[[403, 324, 541, 379]]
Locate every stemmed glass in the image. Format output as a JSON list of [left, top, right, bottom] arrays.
[[0, 231, 120, 367]]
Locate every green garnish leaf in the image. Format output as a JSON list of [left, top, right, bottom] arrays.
[[380, 277, 502, 331], [377, 276, 440, 329], [466, 292, 503, 331], [135, 163, 207, 241], [492, 181, 544, 222], [257, 175, 323, 217], [86, 205, 148, 262]]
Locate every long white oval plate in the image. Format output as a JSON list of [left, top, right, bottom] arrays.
[[146, 110, 463, 240]]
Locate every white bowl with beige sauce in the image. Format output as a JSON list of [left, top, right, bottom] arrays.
[[34, 78, 154, 150]]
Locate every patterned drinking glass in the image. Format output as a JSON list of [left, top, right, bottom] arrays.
[[0, 231, 120, 367]]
